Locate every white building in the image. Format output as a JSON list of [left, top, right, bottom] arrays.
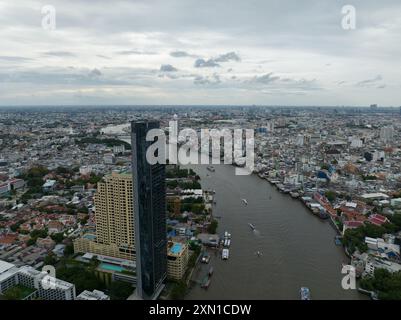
[[380, 126, 394, 143], [76, 289, 110, 300], [295, 135, 304, 146], [42, 180, 57, 192], [113, 145, 125, 154], [266, 121, 275, 132], [79, 166, 92, 175], [103, 153, 116, 165], [350, 138, 363, 148], [365, 237, 400, 254], [0, 260, 76, 300]]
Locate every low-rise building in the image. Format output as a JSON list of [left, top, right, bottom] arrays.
[[76, 289, 110, 300], [42, 180, 57, 192]]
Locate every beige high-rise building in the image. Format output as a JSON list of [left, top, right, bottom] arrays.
[[167, 241, 189, 281], [74, 171, 135, 260], [74, 171, 185, 281]]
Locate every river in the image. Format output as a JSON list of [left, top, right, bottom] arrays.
[[119, 127, 364, 300], [184, 163, 365, 300]]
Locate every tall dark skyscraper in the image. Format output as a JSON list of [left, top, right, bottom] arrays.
[[131, 121, 167, 300]]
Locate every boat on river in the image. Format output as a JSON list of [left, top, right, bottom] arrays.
[[222, 248, 229, 260], [300, 287, 311, 300]]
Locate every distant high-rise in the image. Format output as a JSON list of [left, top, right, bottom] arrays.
[[131, 121, 167, 300], [380, 126, 394, 143]]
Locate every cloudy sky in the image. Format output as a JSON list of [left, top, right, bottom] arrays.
[[0, 0, 400, 106]]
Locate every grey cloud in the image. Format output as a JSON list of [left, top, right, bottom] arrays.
[[251, 72, 280, 84], [0, 68, 133, 86], [42, 51, 76, 57], [194, 73, 221, 86], [246, 73, 321, 91], [194, 58, 220, 68], [356, 75, 383, 87], [96, 55, 111, 59], [89, 68, 102, 77], [160, 64, 178, 72], [214, 52, 241, 63], [194, 52, 240, 68], [116, 49, 157, 55], [0, 56, 33, 62], [170, 51, 197, 58]]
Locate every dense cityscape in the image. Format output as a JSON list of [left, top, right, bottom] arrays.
[[0, 105, 401, 300], [1, 1, 401, 314]]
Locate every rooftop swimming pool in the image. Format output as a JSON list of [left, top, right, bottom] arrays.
[[99, 263, 125, 272], [170, 243, 182, 254], [83, 234, 96, 240]]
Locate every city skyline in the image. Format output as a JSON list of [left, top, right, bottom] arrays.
[[1, 0, 401, 306], [0, 0, 400, 106]]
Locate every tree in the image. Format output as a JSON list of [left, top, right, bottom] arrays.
[[30, 229, 48, 239], [3, 287, 23, 300], [64, 244, 74, 256], [44, 254, 57, 266], [27, 238, 37, 246], [50, 232, 65, 244], [207, 219, 218, 234], [109, 281, 133, 300], [56, 265, 105, 294], [325, 190, 336, 202], [10, 222, 22, 232], [170, 281, 187, 300], [360, 269, 401, 300]]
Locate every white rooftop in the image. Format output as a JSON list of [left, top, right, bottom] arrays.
[[361, 193, 389, 199], [0, 260, 15, 274], [345, 202, 357, 208]]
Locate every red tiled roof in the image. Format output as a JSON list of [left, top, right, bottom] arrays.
[[368, 214, 389, 226], [344, 221, 364, 228]]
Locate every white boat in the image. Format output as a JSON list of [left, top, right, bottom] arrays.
[[242, 199, 248, 205], [300, 287, 311, 300], [222, 249, 229, 260], [201, 254, 210, 264], [248, 223, 255, 230]]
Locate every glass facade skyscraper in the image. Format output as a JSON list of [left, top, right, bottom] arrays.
[[131, 121, 167, 300]]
